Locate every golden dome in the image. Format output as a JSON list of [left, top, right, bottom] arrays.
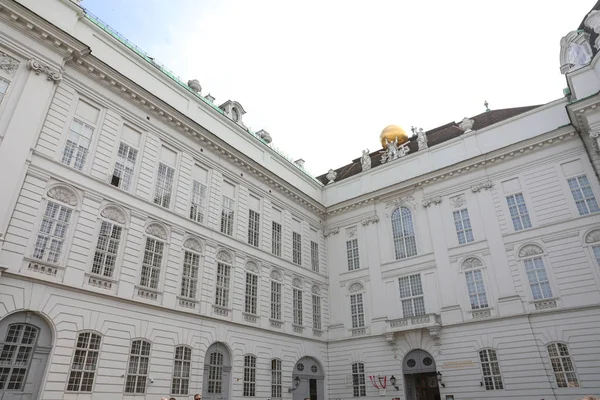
[[380, 125, 408, 148]]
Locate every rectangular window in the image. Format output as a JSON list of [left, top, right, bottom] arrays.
[[207, 352, 223, 394], [312, 295, 321, 330], [220, 181, 235, 236], [180, 251, 200, 299], [111, 142, 138, 191], [215, 262, 231, 308], [0, 77, 9, 105], [189, 181, 207, 223], [243, 355, 256, 397], [506, 193, 532, 231], [479, 349, 504, 390], [311, 241, 319, 272], [568, 174, 600, 215], [171, 346, 191, 395], [125, 340, 151, 393], [453, 208, 474, 244], [67, 332, 102, 392], [293, 288, 303, 325], [271, 359, 282, 399], [346, 239, 360, 271], [593, 245, 600, 267], [61, 119, 94, 170], [352, 362, 366, 397], [154, 162, 175, 208], [272, 221, 282, 256], [350, 293, 365, 328], [245, 273, 258, 315], [248, 210, 260, 247], [91, 220, 122, 278], [140, 238, 164, 289], [293, 231, 302, 265], [399, 274, 425, 317], [465, 269, 488, 309], [524, 256, 553, 300], [271, 281, 282, 320], [33, 201, 73, 264], [0, 324, 38, 391]]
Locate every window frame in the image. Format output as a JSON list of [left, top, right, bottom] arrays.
[[244, 271, 259, 315], [248, 209, 261, 247], [346, 238, 360, 271], [90, 216, 125, 280], [171, 345, 192, 395], [547, 342, 579, 388], [479, 348, 504, 390], [310, 240, 319, 272], [214, 252, 233, 309], [398, 274, 426, 318], [292, 231, 302, 265], [110, 140, 140, 192], [351, 362, 366, 397], [0, 323, 40, 391], [270, 279, 282, 321], [180, 249, 202, 300], [272, 220, 282, 257], [312, 294, 322, 330], [189, 179, 208, 224], [139, 235, 166, 291], [391, 207, 418, 260], [0, 76, 11, 107], [124, 339, 151, 394], [567, 174, 600, 216], [207, 351, 224, 394], [242, 354, 256, 397], [293, 287, 303, 326], [517, 244, 559, 304], [271, 358, 282, 399], [153, 161, 176, 209], [220, 194, 235, 236], [505, 192, 533, 232], [350, 292, 365, 328], [453, 208, 474, 244], [66, 331, 102, 392], [464, 268, 489, 310]]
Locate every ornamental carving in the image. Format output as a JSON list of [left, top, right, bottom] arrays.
[[100, 205, 126, 224], [348, 282, 364, 293], [270, 269, 282, 281], [246, 261, 258, 273], [183, 238, 203, 253], [422, 196, 442, 208], [384, 194, 416, 216], [589, 130, 600, 153], [0, 51, 19, 76], [585, 229, 600, 244], [361, 215, 379, 226], [471, 180, 494, 193], [462, 257, 483, 270], [559, 31, 593, 74], [47, 185, 77, 206], [346, 226, 357, 238], [323, 227, 339, 237], [145, 223, 167, 240], [26, 59, 62, 82], [326, 169, 337, 184], [518, 244, 543, 258], [360, 149, 371, 171], [459, 117, 475, 132], [292, 278, 302, 288], [449, 194, 466, 209], [311, 285, 321, 294], [216, 250, 233, 264]]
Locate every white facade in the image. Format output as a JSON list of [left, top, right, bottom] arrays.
[[0, 0, 599, 399]]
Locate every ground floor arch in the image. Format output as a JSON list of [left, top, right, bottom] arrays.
[[292, 356, 325, 400], [202, 342, 232, 400], [403, 349, 440, 400]]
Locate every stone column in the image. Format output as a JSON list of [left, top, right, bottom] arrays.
[[0, 59, 62, 244]]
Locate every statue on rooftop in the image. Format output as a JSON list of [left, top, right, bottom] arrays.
[[417, 128, 428, 150], [361, 149, 371, 171], [326, 169, 337, 184], [380, 138, 410, 164]]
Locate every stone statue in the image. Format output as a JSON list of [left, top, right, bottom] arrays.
[[361, 149, 371, 171], [386, 138, 399, 161], [399, 144, 410, 157], [417, 128, 428, 150], [459, 117, 474, 132], [326, 169, 337, 184]]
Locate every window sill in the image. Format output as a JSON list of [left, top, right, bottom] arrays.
[[467, 307, 493, 319], [530, 298, 559, 310], [292, 324, 304, 333], [313, 329, 323, 337], [212, 304, 231, 317], [85, 273, 117, 291], [269, 319, 283, 328], [177, 296, 198, 309], [135, 286, 160, 301], [24, 258, 63, 277], [243, 312, 259, 323], [349, 327, 368, 337]]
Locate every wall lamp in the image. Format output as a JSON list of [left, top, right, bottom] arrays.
[[389, 375, 399, 390], [437, 372, 445, 388], [288, 376, 301, 392]]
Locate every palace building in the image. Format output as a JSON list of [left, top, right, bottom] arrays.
[[0, 0, 599, 399]]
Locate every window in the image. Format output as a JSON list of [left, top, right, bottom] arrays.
[[293, 231, 302, 265], [453, 208, 474, 244], [33, 201, 73, 263], [524, 256, 552, 300], [221, 196, 235, 236], [91, 220, 122, 278], [593, 245, 600, 267], [243, 355, 256, 397], [271, 359, 282, 399], [568, 174, 600, 215], [272, 221, 282, 256], [248, 210, 260, 247], [125, 339, 151, 394], [479, 349, 503, 390], [312, 294, 322, 330], [111, 142, 138, 191], [310, 241, 319, 272], [171, 346, 191, 395], [465, 269, 488, 309], [293, 288, 303, 325], [271, 281, 282, 320], [67, 332, 102, 392], [207, 351, 224, 394], [506, 193, 532, 231], [346, 239, 360, 271], [352, 362, 366, 397], [0, 324, 39, 390], [391, 207, 417, 259], [245, 272, 258, 315], [215, 256, 232, 308], [547, 343, 579, 388], [189, 181, 207, 223], [61, 119, 94, 170], [0, 77, 10, 105], [399, 274, 425, 317], [181, 251, 200, 299], [140, 237, 164, 289], [154, 163, 175, 208], [350, 293, 365, 328]]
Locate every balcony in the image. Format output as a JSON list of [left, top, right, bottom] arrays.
[[385, 313, 441, 342]]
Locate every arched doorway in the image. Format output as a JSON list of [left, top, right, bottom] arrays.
[[0, 311, 53, 400], [292, 356, 324, 400], [403, 349, 440, 400], [203, 342, 232, 400]]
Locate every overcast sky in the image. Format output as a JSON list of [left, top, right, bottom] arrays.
[[80, 0, 593, 177]]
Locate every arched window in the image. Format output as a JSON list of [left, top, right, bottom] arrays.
[[0, 324, 39, 390], [244, 263, 259, 315], [519, 245, 552, 300], [479, 349, 503, 390], [207, 351, 224, 394], [140, 223, 167, 290], [271, 358, 282, 398], [243, 354, 256, 396], [67, 331, 102, 392], [215, 251, 233, 308], [351, 362, 366, 397], [125, 339, 151, 394], [391, 207, 417, 260], [350, 293, 365, 329], [181, 238, 202, 300], [462, 258, 488, 310], [547, 343, 579, 388], [171, 345, 192, 395], [92, 206, 126, 278], [270, 270, 283, 321]]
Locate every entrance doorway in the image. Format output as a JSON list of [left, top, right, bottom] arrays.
[[202, 342, 232, 400], [292, 356, 324, 400], [403, 349, 440, 400]]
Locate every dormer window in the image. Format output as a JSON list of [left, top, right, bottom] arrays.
[[219, 100, 246, 126], [232, 107, 240, 122]]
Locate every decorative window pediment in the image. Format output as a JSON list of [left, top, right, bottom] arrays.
[[462, 257, 483, 270], [348, 282, 364, 294], [145, 223, 167, 240], [246, 261, 259, 273], [216, 250, 233, 264], [270, 269, 282, 281], [311, 284, 321, 294], [585, 229, 600, 244], [100, 205, 126, 224], [183, 237, 203, 253], [518, 244, 543, 258], [47, 185, 78, 206], [292, 278, 302, 288]]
